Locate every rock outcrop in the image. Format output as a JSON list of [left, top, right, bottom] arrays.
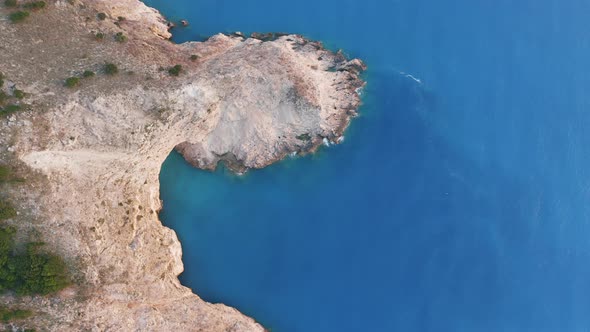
[[0, 0, 365, 331]]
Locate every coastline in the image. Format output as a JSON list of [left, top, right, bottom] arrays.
[[0, 0, 364, 330]]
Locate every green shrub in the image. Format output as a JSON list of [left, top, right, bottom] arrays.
[[82, 70, 95, 78], [1, 104, 22, 116], [0, 307, 32, 322], [114, 32, 127, 42], [0, 226, 71, 296], [0, 165, 24, 184], [190, 54, 199, 61], [13, 89, 24, 99], [94, 32, 104, 40], [0, 166, 9, 182], [64, 77, 79, 88], [14, 246, 70, 295], [4, 0, 17, 7], [5, 104, 21, 112], [168, 64, 182, 76], [117, 16, 125, 21], [0, 201, 16, 220], [22, 1, 45, 10], [0, 91, 7, 105], [296, 133, 312, 141], [104, 63, 118, 75], [9, 10, 29, 23], [97, 12, 106, 20], [0, 225, 15, 248]]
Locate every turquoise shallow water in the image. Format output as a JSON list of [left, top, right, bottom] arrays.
[[147, 0, 590, 331]]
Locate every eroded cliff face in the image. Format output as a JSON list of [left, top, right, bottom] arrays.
[[0, 0, 364, 330]]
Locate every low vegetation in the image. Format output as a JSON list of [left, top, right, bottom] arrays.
[[0, 73, 27, 114], [190, 54, 199, 61], [114, 32, 127, 43], [9, 10, 29, 23], [13, 89, 25, 99], [94, 32, 105, 41], [4, 0, 17, 7], [5, 0, 46, 24], [64, 69, 98, 88], [0, 91, 7, 105], [0, 104, 22, 116], [296, 133, 312, 141], [22, 1, 45, 10], [0, 166, 10, 182], [82, 70, 95, 78], [64, 77, 79, 88], [0, 226, 70, 296], [97, 12, 106, 20], [0, 201, 16, 221], [104, 63, 118, 75], [0, 165, 23, 183], [0, 306, 33, 323], [168, 64, 182, 76], [0, 74, 26, 105]]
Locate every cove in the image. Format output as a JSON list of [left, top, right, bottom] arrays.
[[150, 0, 590, 331]]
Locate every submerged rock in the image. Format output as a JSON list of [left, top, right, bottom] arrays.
[[250, 32, 274, 41], [250, 31, 290, 42]]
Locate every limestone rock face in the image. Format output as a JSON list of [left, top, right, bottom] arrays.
[[0, 1, 364, 331], [175, 35, 365, 171]]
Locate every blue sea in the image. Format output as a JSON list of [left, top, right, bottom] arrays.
[[144, 0, 590, 331]]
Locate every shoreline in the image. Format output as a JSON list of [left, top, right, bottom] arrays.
[[0, 0, 365, 330]]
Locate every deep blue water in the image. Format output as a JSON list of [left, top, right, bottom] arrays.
[[146, 0, 590, 331]]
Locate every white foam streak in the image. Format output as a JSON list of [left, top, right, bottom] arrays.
[[400, 71, 423, 84]]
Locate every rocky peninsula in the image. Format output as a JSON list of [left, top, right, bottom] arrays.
[[0, 0, 365, 330]]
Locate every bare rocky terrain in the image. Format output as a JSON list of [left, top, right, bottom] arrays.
[[0, 0, 365, 330]]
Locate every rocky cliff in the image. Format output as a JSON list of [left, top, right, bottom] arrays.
[[0, 0, 365, 330]]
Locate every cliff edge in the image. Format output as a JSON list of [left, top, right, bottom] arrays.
[[0, 0, 365, 330]]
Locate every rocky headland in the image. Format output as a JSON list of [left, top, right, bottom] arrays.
[[0, 0, 365, 330]]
